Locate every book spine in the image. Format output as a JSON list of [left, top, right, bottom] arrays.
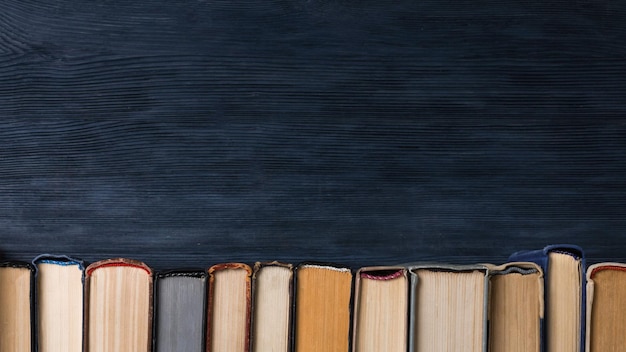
[[32, 255, 84, 352], [84, 258, 153, 352], [0, 261, 35, 352], [407, 264, 489, 352], [250, 261, 294, 352], [207, 263, 252, 352], [508, 245, 585, 352], [292, 262, 354, 352], [154, 269, 208, 352], [352, 266, 408, 352]]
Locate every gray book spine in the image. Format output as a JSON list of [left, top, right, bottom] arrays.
[[154, 271, 208, 352]]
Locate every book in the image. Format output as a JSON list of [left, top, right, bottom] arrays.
[[509, 244, 585, 352], [207, 263, 252, 352], [486, 262, 543, 352], [154, 270, 207, 352], [352, 266, 408, 352], [293, 263, 353, 352], [585, 262, 626, 351], [408, 264, 488, 352], [33, 255, 84, 352], [0, 262, 34, 352], [250, 261, 293, 352], [85, 258, 153, 352]]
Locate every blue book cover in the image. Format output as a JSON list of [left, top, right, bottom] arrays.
[[509, 244, 585, 352]]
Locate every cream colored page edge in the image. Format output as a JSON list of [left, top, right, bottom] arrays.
[[407, 264, 489, 352], [352, 266, 407, 352], [484, 262, 544, 319]]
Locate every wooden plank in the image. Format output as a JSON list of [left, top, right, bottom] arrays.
[[0, 0, 625, 269]]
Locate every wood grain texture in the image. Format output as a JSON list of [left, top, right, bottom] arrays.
[[0, 0, 625, 269]]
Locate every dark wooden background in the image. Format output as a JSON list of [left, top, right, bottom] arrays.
[[1, 0, 625, 270]]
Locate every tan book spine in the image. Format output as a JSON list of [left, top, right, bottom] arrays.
[[207, 263, 252, 352], [84, 258, 153, 352], [352, 266, 408, 352], [0, 262, 34, 352], [408, 264, 489, 352], [250, 261, 293, 352], [33, 255, 84, 352]]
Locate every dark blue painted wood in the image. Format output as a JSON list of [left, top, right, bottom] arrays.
[[0, 0, 625, 269]]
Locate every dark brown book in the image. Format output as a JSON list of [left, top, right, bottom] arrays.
[[84, 258, 153, 352], [207, 263, 252, 352]]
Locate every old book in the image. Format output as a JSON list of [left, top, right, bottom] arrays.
[[85, 258, 153, 352], [486, 262, 543, 352], [33, 255, 84, 352], [585, 262, 626, 351], [0, 262, 34, 352], [352, 266, 408, 352], [154, 270, 207, 352], [293, 263, 353, 352], [408, 264, 488, 352], [509, 244, 585, 352], [250, 262, 293, 352], [207, 263, 252, 352]]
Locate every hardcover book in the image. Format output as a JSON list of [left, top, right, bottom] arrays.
[[585, 262, 626, 351], [0, 262, 34, 352], [84, 258, 153, 352], [486, 262, 543, 352], [352, 266, 408, 352], [293, 263, 353, 352], [33, 255, 84, 352], [154, 270, 207, 352], [408, 264, 488, 352], [250, 262, 293, 352], [509, 244, 585, 352], [207, 263, 252, 352]]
